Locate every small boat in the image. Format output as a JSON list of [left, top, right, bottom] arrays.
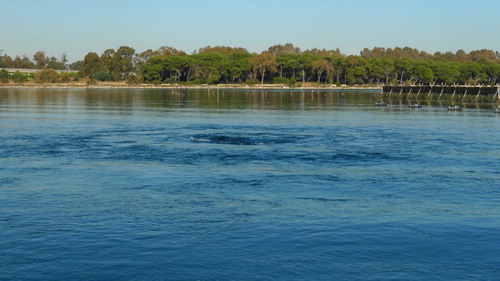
[[374, 101, 388, 106], [448, 105, 462, 111], [408, 103, 422, 108]]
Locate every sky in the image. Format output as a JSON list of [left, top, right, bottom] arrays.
[[1, 0, 499, 62]]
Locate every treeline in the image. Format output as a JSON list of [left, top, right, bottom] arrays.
[[2, 44, 500, 85], [0, 51, 71, 70], [78, 44, 500, 85]]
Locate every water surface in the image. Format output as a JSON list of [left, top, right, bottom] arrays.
[[1, 88, 499, 280]]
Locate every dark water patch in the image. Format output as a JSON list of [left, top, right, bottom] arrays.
[[102, 144, 190, 163], [226, 178, 267, 187], [20, 166, 56, 173], [125, 184, 155, 190], [0, 177, 19, 186], [264, 150, 409, 166], [216, 153, 261, 165], [298, 197, 350, 202], [231, 212, 253, 218], [313, 175, 342, 182], [189, 133, 300, 146], [331, 150, 413, 163]]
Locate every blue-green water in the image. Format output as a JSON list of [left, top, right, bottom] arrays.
[[1, 88, 499, 280]]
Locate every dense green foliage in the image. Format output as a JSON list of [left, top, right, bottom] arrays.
[[138, 45, 500, 85], [79, 46, 136, 81], [11, 71, 31, 83], [0, 69, 9, 83], [0, 69, 34, 84], [2, 44, 500, 85]]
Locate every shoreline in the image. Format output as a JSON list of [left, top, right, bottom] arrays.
[[0, 82, 382, 91]]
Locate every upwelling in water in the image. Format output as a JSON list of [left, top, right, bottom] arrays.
[[0, 89, 499, 280]]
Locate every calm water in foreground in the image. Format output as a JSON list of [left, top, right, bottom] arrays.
[[0, 88, 499, 280]]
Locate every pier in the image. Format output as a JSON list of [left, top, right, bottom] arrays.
[[382, 85, 500, 102]]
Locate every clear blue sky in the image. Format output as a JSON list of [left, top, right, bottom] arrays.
[[1, 0, 499, 62]]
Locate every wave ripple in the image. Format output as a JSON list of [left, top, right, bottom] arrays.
[[189, 133, 295, 145]]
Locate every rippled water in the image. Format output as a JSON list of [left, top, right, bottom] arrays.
[[1, 88, 499, 280]]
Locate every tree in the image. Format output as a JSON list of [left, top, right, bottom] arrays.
[[0, 51, 9, 68], [61, 44, 500, 86], [108, 46, 136, 80], [311, 59, 333, 83], [394, 58, 414, 84], [142, 59, 164, 84], [277, 53, 299, 79], [267, 43, 302, 57], [458, 63, 484, 84], [198, 46, 249, 55], [345, 56, 368, 84], [80, 52, 100, 77], [61, 53, 68, 66], [267, 43, 301, 56], [226, 52, 252, 82], [370, 58, 394, 84], [99, 48, 115, 73], [191, 52, 224, 83], [134, 49, 156, 74], [360, 47, 388, 59], [297, 53, 317, 83], [249, 52, 277, 85], [431, 61, 459, 85], [157, 46, 183, 56], [468, 49, 497, 62], [69, 60, 84, 71], [331, 57, 346, 84], [33, 51, 48, 68], [412, 62, 434, 84], [46, 56, 66, 70], [481, 62, 500, 85], [161, 55, 194, 82], [305, 48, 343, 58]]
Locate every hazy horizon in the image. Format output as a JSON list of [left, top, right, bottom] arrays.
[[1, 0, 499, 63]]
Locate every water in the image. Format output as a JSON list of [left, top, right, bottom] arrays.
[[1, 88, 499, 280]]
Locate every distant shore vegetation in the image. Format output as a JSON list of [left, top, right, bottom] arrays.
[[1, 44, 500, 86]]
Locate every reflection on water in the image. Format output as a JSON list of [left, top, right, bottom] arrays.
[[1, 88, 497, 113], [0, 88, 382, 110]]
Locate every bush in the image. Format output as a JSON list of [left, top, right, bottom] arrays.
[[245, 78, 259, 85], [35, 68, 59, 83], [91, 71, 112, 81], [59, 73, 71, 83], [272, 77, 297, 87], [126, 73, 142, 85], [12, 71, 29, 83], [69, 72, 80, 81], [271, 77, 289, 84], [0, 69, 9, 83]]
